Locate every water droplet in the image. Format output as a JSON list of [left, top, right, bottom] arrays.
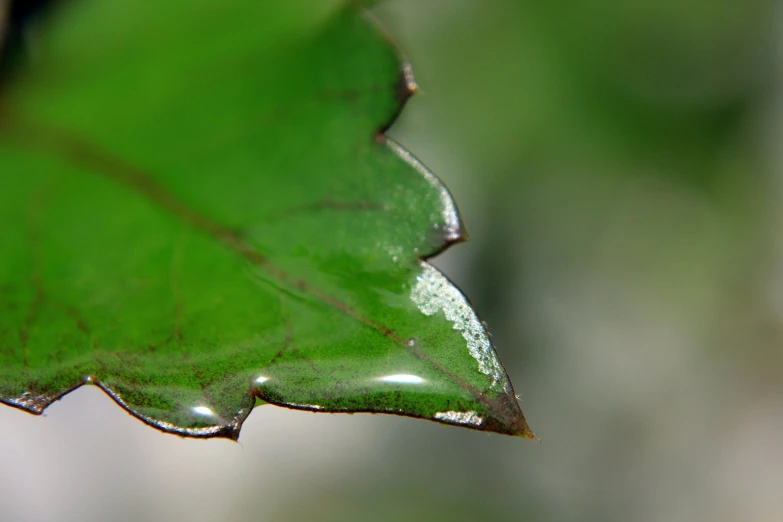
[[377, 374, 425, 384], [192, 406, 215, 416]]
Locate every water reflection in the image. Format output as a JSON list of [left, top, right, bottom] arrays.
[[376, 374, 425, 384], [191, 406, 215, 416]]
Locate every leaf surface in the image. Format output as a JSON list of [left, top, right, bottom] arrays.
[[0, 0, 532, 439]]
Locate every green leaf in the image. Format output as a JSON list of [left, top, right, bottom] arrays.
[[0, 0, 532, 439]]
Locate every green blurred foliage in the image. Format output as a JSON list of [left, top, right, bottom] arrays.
[[382, 0, 775, 192]]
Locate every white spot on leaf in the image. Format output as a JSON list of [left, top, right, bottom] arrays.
[[434, 410, 483, 426], [384, 139, 462, 242], [376, 374, 425, 384], [410, 263, 507, 392]]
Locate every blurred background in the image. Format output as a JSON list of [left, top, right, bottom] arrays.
[[2, 1, 783, 520]]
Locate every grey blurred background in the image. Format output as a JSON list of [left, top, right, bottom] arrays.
[[2, 1, 783, 521]]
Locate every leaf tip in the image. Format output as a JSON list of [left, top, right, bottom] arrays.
[[516, 421, 537, 440], [480, 390, 535, 439], [496, 409, 535, 439], [396, 61, 418, 105], [374, 61, 418, 140], [490, 413, 536, 440]]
